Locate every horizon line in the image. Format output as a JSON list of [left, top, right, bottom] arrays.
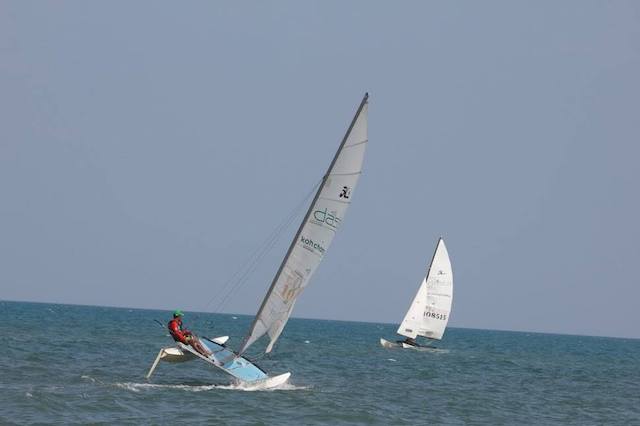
[[2, 298, 638, 341]]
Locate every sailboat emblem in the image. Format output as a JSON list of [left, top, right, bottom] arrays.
[[339, 186, 351, 199]]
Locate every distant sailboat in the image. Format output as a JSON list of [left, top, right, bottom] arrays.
[[381, 238, 453, 349], [147, 94, 369, 388]]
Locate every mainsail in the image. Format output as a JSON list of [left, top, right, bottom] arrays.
[[397, 238, 453, 340], [238, 94, 369, 355]]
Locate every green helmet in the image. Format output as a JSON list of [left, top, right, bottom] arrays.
[[173, 309, 184, 318]]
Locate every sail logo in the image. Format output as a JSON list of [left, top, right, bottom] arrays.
[[281, 270, 304, 304], [339, 186, 351, 199], [300, 235, 325, 255], [311, 207, 342, 231]]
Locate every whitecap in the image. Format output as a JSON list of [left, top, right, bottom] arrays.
[[115, 381, 309, 393], [115, 382, 218, 393], [218, 381, 310, 392]]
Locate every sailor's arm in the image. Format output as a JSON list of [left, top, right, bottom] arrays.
[[169, 321, 189, 344]]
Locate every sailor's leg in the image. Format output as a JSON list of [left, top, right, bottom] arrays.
[[146, 348, 166, 379], [189, 337, 212, 357]]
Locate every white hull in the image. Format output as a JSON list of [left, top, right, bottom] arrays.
[[210, 335, 229, 345], [159, 346, 197, 362], [380, 338, 401, 348], [380, 338, 438, 351], [236, 372, 291, 390], [402, 342, 439, 351]]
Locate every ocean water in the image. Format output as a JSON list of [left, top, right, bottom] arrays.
[[1, 301, 638, 425]]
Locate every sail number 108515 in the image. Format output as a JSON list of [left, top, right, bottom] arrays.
[[424, 310, 447, 320]]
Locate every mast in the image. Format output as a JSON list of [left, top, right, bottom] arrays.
[[238, 93, 369, 355]]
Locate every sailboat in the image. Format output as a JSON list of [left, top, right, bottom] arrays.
[[147, 93, 369, 388], [380, 237, 453, 349]]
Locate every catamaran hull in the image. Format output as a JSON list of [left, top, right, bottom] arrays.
[[401, 342, 441, 352], [236, 372, 291, 390], [380, 338, 437, 351], [146, 336, 290, 389], [152, 336, 230, 363], [159, 346, 197, 362], [380, 338, 402, 348]]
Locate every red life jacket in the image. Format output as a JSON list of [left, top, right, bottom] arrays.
[[168, 318, 189, 344]]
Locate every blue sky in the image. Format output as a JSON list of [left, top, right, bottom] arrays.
[[1, 1, 639, 338]]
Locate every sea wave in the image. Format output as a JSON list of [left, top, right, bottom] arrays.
[[113, 381, 308, 393], [114, 382, 218, 393]]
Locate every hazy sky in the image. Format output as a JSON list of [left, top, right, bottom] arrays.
[[2, 1, 639, 338]]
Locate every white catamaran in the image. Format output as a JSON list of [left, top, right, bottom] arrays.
[[147, 94, 369, 388], [380, 237, 453, 349]]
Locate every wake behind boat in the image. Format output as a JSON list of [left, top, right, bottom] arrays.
[[381, 237, 453, 350], [147, 94, 369, 388]]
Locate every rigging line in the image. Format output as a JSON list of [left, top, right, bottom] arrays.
[[344, 139, 368, 148], [317, 196, 351, 205], [202, 178, 322, 314], [210, 185, 316, 314], [202, 206, 303, 312], [245, 351, 269, 362], [211, 177, 320, 314], [210, 197, 304, 312], [204, 219, 290, 314], [202, 230, 280, 311], [212, 209, 299, 313], [200, 195, 304, 313], [329, 171, 362, 176]]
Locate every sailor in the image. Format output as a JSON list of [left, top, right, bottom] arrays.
[[401, 337, 417, 346], [168, 310, 212, 357]]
